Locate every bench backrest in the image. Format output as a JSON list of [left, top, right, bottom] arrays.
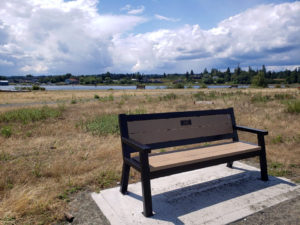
[[119, 108, 238, 152]]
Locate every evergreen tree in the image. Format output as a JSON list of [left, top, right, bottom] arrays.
[[224, 67, 231, 82], [251, 71, 268, 87], [185, 71, 190, 80]]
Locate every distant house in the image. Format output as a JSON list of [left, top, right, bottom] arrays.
[[65, 78, 79, 85], [0, 80, 9, 86]]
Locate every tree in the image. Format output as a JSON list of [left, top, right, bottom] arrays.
[[224, 67, 231, 82], [190, 70, 194, 76], [251, 71, 268, 87], [185, 71, 190, 80]]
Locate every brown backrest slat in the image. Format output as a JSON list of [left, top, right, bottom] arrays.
[[127, 114, 233, 145]]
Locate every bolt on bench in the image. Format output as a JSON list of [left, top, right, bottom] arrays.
[[118, 108, 268, 217]]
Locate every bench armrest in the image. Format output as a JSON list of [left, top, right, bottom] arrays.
[[121, 137, 151, 152], [235, 125, 268, 135]]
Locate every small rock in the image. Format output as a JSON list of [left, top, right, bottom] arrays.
[[64, 212, 74, 223]]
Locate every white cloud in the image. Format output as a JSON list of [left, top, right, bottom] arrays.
[[120, 4, 131, 11], [0, 1, 300, 75], [121, 4, 145, 15], [128, 6, 145, 15], [111, 2, 300, 73], [155, 14, 180, 22], [0, 0, 145, 75]]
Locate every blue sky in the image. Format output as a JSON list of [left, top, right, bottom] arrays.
[[99, 0, 296, 31], [0, 0, 299, 75]]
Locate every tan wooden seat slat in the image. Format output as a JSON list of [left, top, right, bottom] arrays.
[[134, 142, 260, 172]]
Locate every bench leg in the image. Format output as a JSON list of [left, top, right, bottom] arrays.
[[120, 163, 130, 194], [141, 174, 153, 217], [258, 135, 268, 181], [227, 162, 233, 168], [259, 150, 268, 181], [139, 151, 153, 217]]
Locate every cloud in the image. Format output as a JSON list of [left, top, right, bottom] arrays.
[[0, 0, 145, 75], [121, 4, 145, 15], [111, 2, 300, 73], [155, 14, 180, 22], [0, 1, 300, 75]]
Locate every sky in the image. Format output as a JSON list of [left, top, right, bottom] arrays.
[[0, 0, 300, 76]]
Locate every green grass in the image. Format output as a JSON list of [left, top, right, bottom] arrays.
[[97, 170, 120, 189], [1, 126, 12, 138], [84, 114, 119, 136], [0, 106, 64, 124], [193, 91, 207, 101], [269, 162, 291, 177], [0, 151, 13, 161], [274, 93, 295, 100], [98, 94, 114, 102], [58, 186, 82, 202], [82, 108, 146, 136], [271, 135, 284, 144], [250, 94, 272, 103], [286, 100, 300, 113], [253, 94, 270, 102], [159, 93, 177, 101]]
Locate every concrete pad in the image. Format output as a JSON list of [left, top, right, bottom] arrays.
[[92, 162, 300, 225]]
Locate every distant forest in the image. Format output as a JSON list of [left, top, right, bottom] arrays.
[[1, 65, 300, 86]]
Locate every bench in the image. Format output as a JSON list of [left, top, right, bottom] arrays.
[[118, 108, 268, 217]]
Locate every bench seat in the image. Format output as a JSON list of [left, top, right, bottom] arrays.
[[134, 142, 260, 172]]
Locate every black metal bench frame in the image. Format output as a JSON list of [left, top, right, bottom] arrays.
[[118, 108, 268, 217]]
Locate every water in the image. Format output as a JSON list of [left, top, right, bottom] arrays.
[[0, 84, 250, 91]]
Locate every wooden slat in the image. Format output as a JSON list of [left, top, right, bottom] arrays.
[[127, 114, 232, 144], [134, 142, 260, 172]]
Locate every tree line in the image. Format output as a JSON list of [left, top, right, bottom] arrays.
[[1, 65, 300, 87]]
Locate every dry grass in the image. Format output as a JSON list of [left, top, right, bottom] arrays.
[[0, 88, 299, 224]]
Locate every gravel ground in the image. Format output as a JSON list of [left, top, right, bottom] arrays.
[[63, 191, 110, 225], [230, 194, 300, 225], [63, 188, 300, 225]]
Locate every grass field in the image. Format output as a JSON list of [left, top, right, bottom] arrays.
[[0, 88, 300, 224]]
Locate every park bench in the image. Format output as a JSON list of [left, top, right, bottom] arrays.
[[118, 108, 268, 217]]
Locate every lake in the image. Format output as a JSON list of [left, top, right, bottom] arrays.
[[0, 85, 251, 91]]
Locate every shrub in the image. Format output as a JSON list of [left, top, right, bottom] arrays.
[[94, 94, 100, 99], [200, 83, 207, 88], [172, 83, 185, 89], [32, 85, 45, 91], [0, 106, 64, 124]]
